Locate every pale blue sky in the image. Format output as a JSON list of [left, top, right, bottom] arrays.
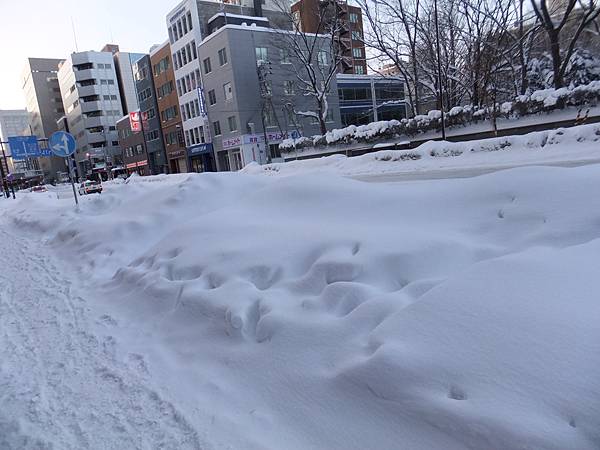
[[0, 0, 173, 109]]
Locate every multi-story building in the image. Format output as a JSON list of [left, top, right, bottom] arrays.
[[107, 44, 146, 115], [337, 74, 407, 126], [291, 0, 367, 75], [199, 21, 342, 170], [58, 50, 124, 176], [166, 0, 289, 172], [150, 41, 188, 173], [21, 57, 68, 182], [0, 110, 36, 176], [133, 54, 168, 174], [116, 115, 149, 175], [57, 45, 145, 177]]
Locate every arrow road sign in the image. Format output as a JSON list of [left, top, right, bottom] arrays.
[[49, 131, 76, 157]]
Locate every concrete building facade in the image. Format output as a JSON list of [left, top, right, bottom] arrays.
[[57, 50, 124, 176], [198, 24, 342, 170], [150, 42, 188, 173], [133, 54, 168, 174], [21, 57, 68, 181], [166, 0, 291, 172]]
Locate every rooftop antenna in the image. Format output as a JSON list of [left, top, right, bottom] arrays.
[[71, 16, 79, 52]]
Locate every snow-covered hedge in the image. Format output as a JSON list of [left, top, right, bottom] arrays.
[[280, 80, 600, 152]]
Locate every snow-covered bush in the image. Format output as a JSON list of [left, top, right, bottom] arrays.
[[279, 79, 600, 153]]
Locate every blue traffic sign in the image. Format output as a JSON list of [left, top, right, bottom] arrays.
[[49, 131, 76, 157], [7, 136, 40, 160]]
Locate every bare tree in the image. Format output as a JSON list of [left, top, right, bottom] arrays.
[[273, 0, 345, 134], [358, 0, 424, 115], [531, 0, 600, 88]]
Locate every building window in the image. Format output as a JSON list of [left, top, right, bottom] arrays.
[[352, 47, 362, 58], [227, 115, 237, 132], [203, 57, 212, 74], [213, 120, 221, 136], [223, 82, 233, 101], [280, 48, 291, 64], [218, 48, 228, 66], [318, 51, 328, 66], [187, 12, 193, 30], [354, 65, 365, 75], [255, 47, 268, 65], [208, 89, 216, 105], [349, 12, 359, 23], [283, 80, 295, 95], [352, 31, 362, 41], [191, 41, 197, 60]]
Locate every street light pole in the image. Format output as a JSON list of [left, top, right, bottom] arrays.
[[433, 0, 446, 140]]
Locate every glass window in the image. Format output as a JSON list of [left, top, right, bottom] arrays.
[[283, 80, 295, 95], [213, 120, 221, 136], [208, 89, 216, 105], [349, 12, 359, 23], [318, 51, 328, 66], [352, 31, 362, 40], [352, 47, 362, 58], [203, 57, 212, 74], [187, 12, 193, 30], [218, 48, 228, 66], [354, 65, 365, 74], [223, 82, 233, 101], [280, 48, 291, 64], [228, 115, 237, 132], [255, 47, 268, 65]]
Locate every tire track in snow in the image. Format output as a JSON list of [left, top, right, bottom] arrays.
[[0, 226, 205, 450]]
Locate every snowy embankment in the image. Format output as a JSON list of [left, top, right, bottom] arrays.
[[246, 121, 600, 178], [2, 162, 600, 449]]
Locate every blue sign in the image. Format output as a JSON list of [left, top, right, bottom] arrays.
[[8, 136, 40, 160], [188, 142, 213, 156], [40, 147, 53, 157], [48, 131, 76, 157]]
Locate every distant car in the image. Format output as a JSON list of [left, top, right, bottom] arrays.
[[30, 185, 47, 193], [78, 180, 102, 195]]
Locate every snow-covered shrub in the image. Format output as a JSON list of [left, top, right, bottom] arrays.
[[279, 80, 600, 153]]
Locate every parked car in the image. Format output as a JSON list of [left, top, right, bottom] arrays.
[[78, 180, 102, 195], [30, 185, 47, 193]]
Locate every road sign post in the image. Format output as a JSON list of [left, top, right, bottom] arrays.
[[48, 131, 78, 207]]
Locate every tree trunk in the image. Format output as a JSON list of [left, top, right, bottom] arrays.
[[549, 31, 563, 88]]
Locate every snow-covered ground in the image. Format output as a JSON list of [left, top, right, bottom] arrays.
[[248, 122, 600, 179], [1, 156, 599, 448]]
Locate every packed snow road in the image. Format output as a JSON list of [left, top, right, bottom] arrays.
[[0, 224, 204, 450]]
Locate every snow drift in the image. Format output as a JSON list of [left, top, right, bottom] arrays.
[[3, 162, 600, 449], [246, 121, 600, 178]]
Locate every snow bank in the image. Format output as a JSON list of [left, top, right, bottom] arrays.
[[246, 121, 600, 178], [3, 161, 600, 449]]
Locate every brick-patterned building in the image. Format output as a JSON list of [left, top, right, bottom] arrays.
[[291, 0, 367, 75], [150, 41, 188, 173]]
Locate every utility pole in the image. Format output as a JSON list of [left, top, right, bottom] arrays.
[[433, 0, 446, 140], [0, 142, 8, 198]]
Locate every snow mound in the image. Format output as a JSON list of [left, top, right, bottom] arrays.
[[3, 163, 600, 449], [245, 122, 600, 178]]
